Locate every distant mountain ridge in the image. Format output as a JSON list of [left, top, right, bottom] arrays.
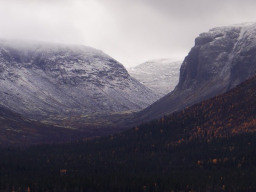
[[128, 59, 181, 97], [137, 23, 256, 121], [0, 40, 157, 121]]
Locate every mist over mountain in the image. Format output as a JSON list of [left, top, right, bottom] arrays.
[[128, 59, 181, 97], [0, 40, 157, 122], [1, 23, 256, 143], [137, 23, 256, 121]]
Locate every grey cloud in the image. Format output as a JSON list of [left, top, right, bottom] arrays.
[[0, 0, 256, 67]]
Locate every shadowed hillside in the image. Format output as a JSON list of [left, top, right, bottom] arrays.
[[0, 105, 85, 146]]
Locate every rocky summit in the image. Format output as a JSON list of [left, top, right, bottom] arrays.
[[0, 40, 157, 121], [137, 23, 256, 120]]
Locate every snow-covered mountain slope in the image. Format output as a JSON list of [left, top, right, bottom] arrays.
[[128, 59, 182, 97], [0, 40, 157, 120], [136, 23, 256, 121]]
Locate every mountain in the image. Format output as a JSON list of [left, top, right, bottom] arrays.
[[0, 40, 157, 122], [136, 23, 256, 121], [128, 59, 181, 97], [1, 75, 255, 191]]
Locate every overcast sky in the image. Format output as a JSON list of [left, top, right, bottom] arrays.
[[0, 0, 256, 67]]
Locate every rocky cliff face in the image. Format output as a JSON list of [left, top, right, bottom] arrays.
[[128, 59, 181, 98], [0, 40, 157, 120], [137, 23, 256, 120]]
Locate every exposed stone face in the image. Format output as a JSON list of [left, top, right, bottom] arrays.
[[0, 40, 157, 120], [137, 23, 256, 121], [179, 26, 241, 90]]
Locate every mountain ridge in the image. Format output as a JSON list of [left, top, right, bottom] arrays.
[[136, 23, 256, 121], [0, 40, 157, 122]]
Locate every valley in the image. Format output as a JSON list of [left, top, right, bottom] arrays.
[[0, 22, 255, 192]]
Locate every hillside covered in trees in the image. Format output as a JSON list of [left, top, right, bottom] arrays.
[[0, 75, 255, 192]]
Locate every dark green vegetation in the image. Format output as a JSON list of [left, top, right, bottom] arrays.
[[1, 134, 256, 192], [0, 76, 255, 192]]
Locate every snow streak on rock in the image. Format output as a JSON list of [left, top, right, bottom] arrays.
[[0, 40, 157, 120], [128, 59, 181, 98]]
